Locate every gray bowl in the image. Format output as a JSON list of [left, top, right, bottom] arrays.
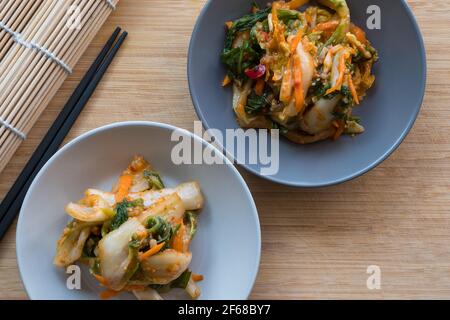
[[188, 0, 426, 187]]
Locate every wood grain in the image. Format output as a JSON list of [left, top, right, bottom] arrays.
[[1, 0, 449, 300]]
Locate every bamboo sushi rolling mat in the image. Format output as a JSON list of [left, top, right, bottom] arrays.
[[1, 0, 450, 299], [0, 0, 118, 173]]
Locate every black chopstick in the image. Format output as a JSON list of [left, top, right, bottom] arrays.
[[0, 28, 127, 240]]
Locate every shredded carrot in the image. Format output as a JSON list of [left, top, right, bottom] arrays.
[[332, 120, 345, 140], [292, 54, 304, 113], [93, 274, 108, 287], [326, 51, 347, 95], [290, 31, 303, 54], [254, 78, 265, 96], [347, 74, 359, 104], [139, 241, 165, 261], [172, 223, 186, 252], [271, 3, 280, 35], [271, 2, 286, 45], [304, 11, 312, 25], [336, 54, 346, 87], [350, 23, 367, 44], [236, 101, 246, 120], [225, 21, 233, 29], [115, 175, 133, 202], [336, 53, 347, 89], [313, 20, 339, 33], [280, 58, 293, 103], [288, 0, 309, 9], [192, 274, 204, 282], [100, 290, 120, 300], [222, 75, 232, 87]]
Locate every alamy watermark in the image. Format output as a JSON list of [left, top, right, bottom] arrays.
[[171, 121, 280, 176], [366, 265, 382, 290], [366, 5, 381, 30], [66, 265, 81, 290], [66, 5, 82, 30]]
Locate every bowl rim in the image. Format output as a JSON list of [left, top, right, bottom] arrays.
[[187, 0, 427, 188], [17, 121, 261, 300]]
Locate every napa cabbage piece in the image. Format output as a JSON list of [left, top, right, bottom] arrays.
[[128, 182, 204, 211], [173, 182, 204, 210], [98, 218, 146, 291], [85, 189, 116, 206], [54, 221, 93, 267], [138, 193, 185, 226], [128, 189, 173, 207], [133, 288, 163, 300], [345, 120, 365, 134], [140, 249, 192, 285], [114, 155, 165, 194], [65, 203, 114, 223], [284, 127, 336, 144], [185, 275, 202, 299], [296, 41, 315, 95], [272, 40, 315, 123], [129, 172, 150, 193], [301, 96, 341, 134]]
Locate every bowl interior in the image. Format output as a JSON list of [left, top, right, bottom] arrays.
[[188, 0, 426, 187], [17, 122, 260, 300]]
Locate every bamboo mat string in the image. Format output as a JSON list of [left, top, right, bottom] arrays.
[[104, 0, 116, 10], [0, 116, 26, 140], [0, 19, 72, 74], [0, 0, 43, 62]]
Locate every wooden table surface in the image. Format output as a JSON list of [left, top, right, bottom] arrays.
[[1, 0, 449, 300]]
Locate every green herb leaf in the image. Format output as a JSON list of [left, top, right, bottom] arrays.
[[146, 216, 173, 245], [184, 211, 198, 240], [123, 244, 141, 283], [143, 170, 165, 190], [224, 5, 270, 57], [110, 199, 144, 230], [245, 90, 269, 114], [129, 238, 141, 250], [277, 9, 301, 24], [311, 80, 353, 102], [171, 270, 192, 289], [313, 80, 331, 98], [221, 41, 261, 80], [232, 8, 270, 32], [339, 85, 353, 107]]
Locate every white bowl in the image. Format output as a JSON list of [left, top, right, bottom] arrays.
[[16, 121, 261, 300]]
